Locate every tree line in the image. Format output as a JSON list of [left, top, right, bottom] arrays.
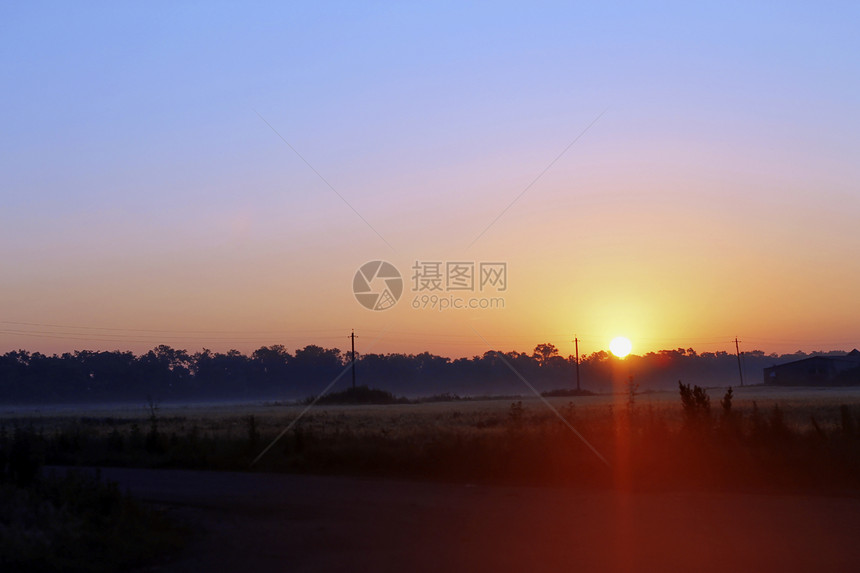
[[0, 343, 849, 404]]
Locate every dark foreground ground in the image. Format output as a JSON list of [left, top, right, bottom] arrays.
[[61, 467, 860, 573]]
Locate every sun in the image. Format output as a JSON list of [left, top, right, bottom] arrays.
[[609, 336, 632, 358]]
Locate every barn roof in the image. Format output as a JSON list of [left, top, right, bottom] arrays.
[[765, 350, 860, 371]]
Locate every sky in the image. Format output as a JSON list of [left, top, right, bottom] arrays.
[[2, 1, 859, 359]]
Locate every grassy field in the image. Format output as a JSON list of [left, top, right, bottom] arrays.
[[4, 385, 860, 492]]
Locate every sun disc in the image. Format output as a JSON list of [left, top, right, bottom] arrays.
[[610, 336, 632, 358]]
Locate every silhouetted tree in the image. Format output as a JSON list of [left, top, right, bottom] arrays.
[[2, 345, 858, 403], [533, 343, 559, 366]]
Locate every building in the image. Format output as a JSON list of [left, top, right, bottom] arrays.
[[763, 350, 860, 386]]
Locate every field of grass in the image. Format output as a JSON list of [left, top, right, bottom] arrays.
[[3, 385, 860, 493]]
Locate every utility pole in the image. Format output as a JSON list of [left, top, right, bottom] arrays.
[[350, 330, 356, 390], [734, 337, 744, 387], [574, 335, 581, 392]]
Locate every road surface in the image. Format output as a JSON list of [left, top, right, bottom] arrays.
[[72, 467, 860, 572]]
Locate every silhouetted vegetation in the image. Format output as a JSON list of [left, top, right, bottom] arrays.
[[540, 388, 596, 397], [679, 381, 711, 431], [3, 344, 857, 404], [0, 427, 185, 572], [310, 385, 408, 405]]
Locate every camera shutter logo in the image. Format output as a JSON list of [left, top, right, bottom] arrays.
[[353, 261, 403, 311]]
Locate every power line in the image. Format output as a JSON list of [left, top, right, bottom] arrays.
[[0, 320, 344, 335], [0, 329, 348, 344]]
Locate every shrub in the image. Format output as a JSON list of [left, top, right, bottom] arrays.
[[0, 469, 185, 572], [246, 415, 260, 451], [507, 401, 525, 430], [720, 387, 733, 415], [2, 426, 44, 487], [310, 385, 405, 405], [678, 381, 711, 432], [840, 404, 855, 437], [769, 404, 789, 438]]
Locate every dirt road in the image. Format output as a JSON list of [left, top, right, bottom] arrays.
[[80, 467, 860, 572]]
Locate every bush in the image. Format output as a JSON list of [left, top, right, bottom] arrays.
[[310, 385, 407, 405], [678, 381, 711, 432], [1, 426, 44, 487], [0, 469, 185, 572]]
